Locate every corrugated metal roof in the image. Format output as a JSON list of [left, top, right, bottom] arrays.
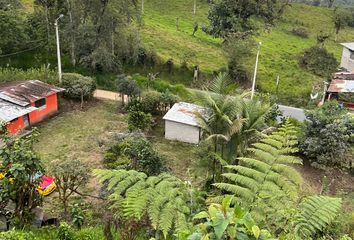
[[341, 42, 354, 51], [328, 79, 354, 93], [163, 102, 207, 127], [0, 80, 64, 106], [0, 100, 37, 122], [334, 72, 354, 80]]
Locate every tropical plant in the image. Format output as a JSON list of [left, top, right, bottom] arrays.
[[94, 169, 192, 239], [49, 159, 90, 217], [0, 128, 44, 227], [188, 195, 272, 240], [214, 120, 303, 229], [61, 73, 96, 108], [292, 195, 342, 239]]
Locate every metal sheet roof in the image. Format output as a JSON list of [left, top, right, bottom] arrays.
[[0, 80, 64, 106], [328, 79, 354, 93], [163, 102, 207, 127], [334, 72, 354, 80], [341, 42, 354, 51], [0, 100, 37, 122]]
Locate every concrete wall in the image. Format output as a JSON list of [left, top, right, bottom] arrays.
[[6, 116, 25, 134], [340, 48, 354, 73], [165, 120, 200, 144], [29, 94, 58, 124]]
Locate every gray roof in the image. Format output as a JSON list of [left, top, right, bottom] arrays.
[[163, 102, 207, 127], [0, 100, 37, 122], [0, 80, 64, 106], [341, 42, 354, 51]]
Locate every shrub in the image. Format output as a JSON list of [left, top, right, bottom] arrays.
[[61, 73, 96, 108], [299, 46, 338, 77], [161, 90, 180, 112], [299, 101, 354, 169], [70, 203, 85, 229], [141, 90, 162, 115], [57, 222, 75, 240], [0, 230, 36, 240], [104, 134, 166, 175], [0, 66, 57, 84], [292, 27, 309, 38], [127, 111, 152, 132]]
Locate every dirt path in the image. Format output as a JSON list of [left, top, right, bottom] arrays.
[[93, 89, 127, 102]]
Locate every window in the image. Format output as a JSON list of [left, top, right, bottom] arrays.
[[35, 98, 46, 108]]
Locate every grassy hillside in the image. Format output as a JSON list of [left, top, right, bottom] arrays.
[[141, 1, 354, 105]]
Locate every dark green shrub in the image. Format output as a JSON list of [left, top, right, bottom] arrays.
[[299, 46, 338, 77], [57, 222, 75, 240], [299, 101, 353, 169], [104, 134, 166, 175], [128, 111, 152, 132], [292, 27, 309, 38], [61, 73, 96, 107], [141, 90, 162, 115]]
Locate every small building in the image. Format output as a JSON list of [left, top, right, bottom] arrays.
[[163, 102, 207, 144], [0, 80, 64, 134], [340, 43, 354, 73]]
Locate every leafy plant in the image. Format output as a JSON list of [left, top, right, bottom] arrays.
[[128, 110, 152, 132], [70, 203, 85, 229], [0, 128, 43, 227], [104, 134, 166, 175], [293, 195, 342, 239], [117, 74, 141, 105], [57, 222, 75, 240], [214, 120, 303, 229], [94, 169, 191, 239], [0, 230, 37, 240], [188, 195, 272, 240], [299, 101, 354, 169], [141, 90, 162, 115]]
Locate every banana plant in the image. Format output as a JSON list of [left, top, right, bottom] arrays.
[[187, 195, 272, 240]]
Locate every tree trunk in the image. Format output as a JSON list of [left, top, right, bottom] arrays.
[[141, 0, 144, 14], [81, 93, 84, 109], [66, 0, 76, 67]]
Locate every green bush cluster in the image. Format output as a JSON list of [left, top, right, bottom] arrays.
[[299, 46, 338, 77], [0, 230, 36, 240], [291, 27, 309, 38], [127, 110, 152, 132], [300, 101, 354, 169], [104, 134, 166, 175]]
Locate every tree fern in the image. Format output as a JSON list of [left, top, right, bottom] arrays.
[[294, 195, 342, 239], [213, 120, 303, 227], [94, 169, 191, 238]]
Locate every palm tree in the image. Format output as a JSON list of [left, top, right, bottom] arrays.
[[195, 73, 271, 179]]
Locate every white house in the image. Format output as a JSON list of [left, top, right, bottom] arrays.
[[340, 43, 354, 73], [163, 102, 207, 144]]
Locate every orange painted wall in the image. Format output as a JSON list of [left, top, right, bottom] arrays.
[[29, 94, 58, 124], [6, 116, 25, 134]]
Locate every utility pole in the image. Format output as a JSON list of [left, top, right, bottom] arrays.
[[275, 75, 280, 101], [251, 42, 262, 99], [320, 81, 329, 106], [55, 14, 64, 83], [142, 0, 144, 14], [193, 0, 196, 16]]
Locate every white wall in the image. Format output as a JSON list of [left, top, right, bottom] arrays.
[[340, 48, 354, 72], [165, 120, 200, 144]]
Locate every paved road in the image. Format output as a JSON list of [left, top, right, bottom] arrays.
[[278, 104, 306, 122]]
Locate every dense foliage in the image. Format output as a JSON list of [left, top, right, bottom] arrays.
[[299, 46, 339, 77], [127, 110, 152, 132], [116, 74, 141, 105], [204, 0, 289, 38], [0, 129, 43, 227], [104, 134, 166, 175], [299, 101, 354, 169]]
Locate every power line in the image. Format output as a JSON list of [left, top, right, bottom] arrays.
[[0, 43, 46, 58]]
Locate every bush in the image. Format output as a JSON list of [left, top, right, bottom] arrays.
[[299, 46, 338, 77], [161, 90, 180, 112], [57, 222, 75, 240], [128, 111, 152, 132], [61, 73, 96, 107], [0, 230, 36, 240], [299, 101, 354, 169], [104, 134, 166, 175], [141, 90, 162, 115], [292, 27, 309, 38], [0, 66, 58, 85]]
